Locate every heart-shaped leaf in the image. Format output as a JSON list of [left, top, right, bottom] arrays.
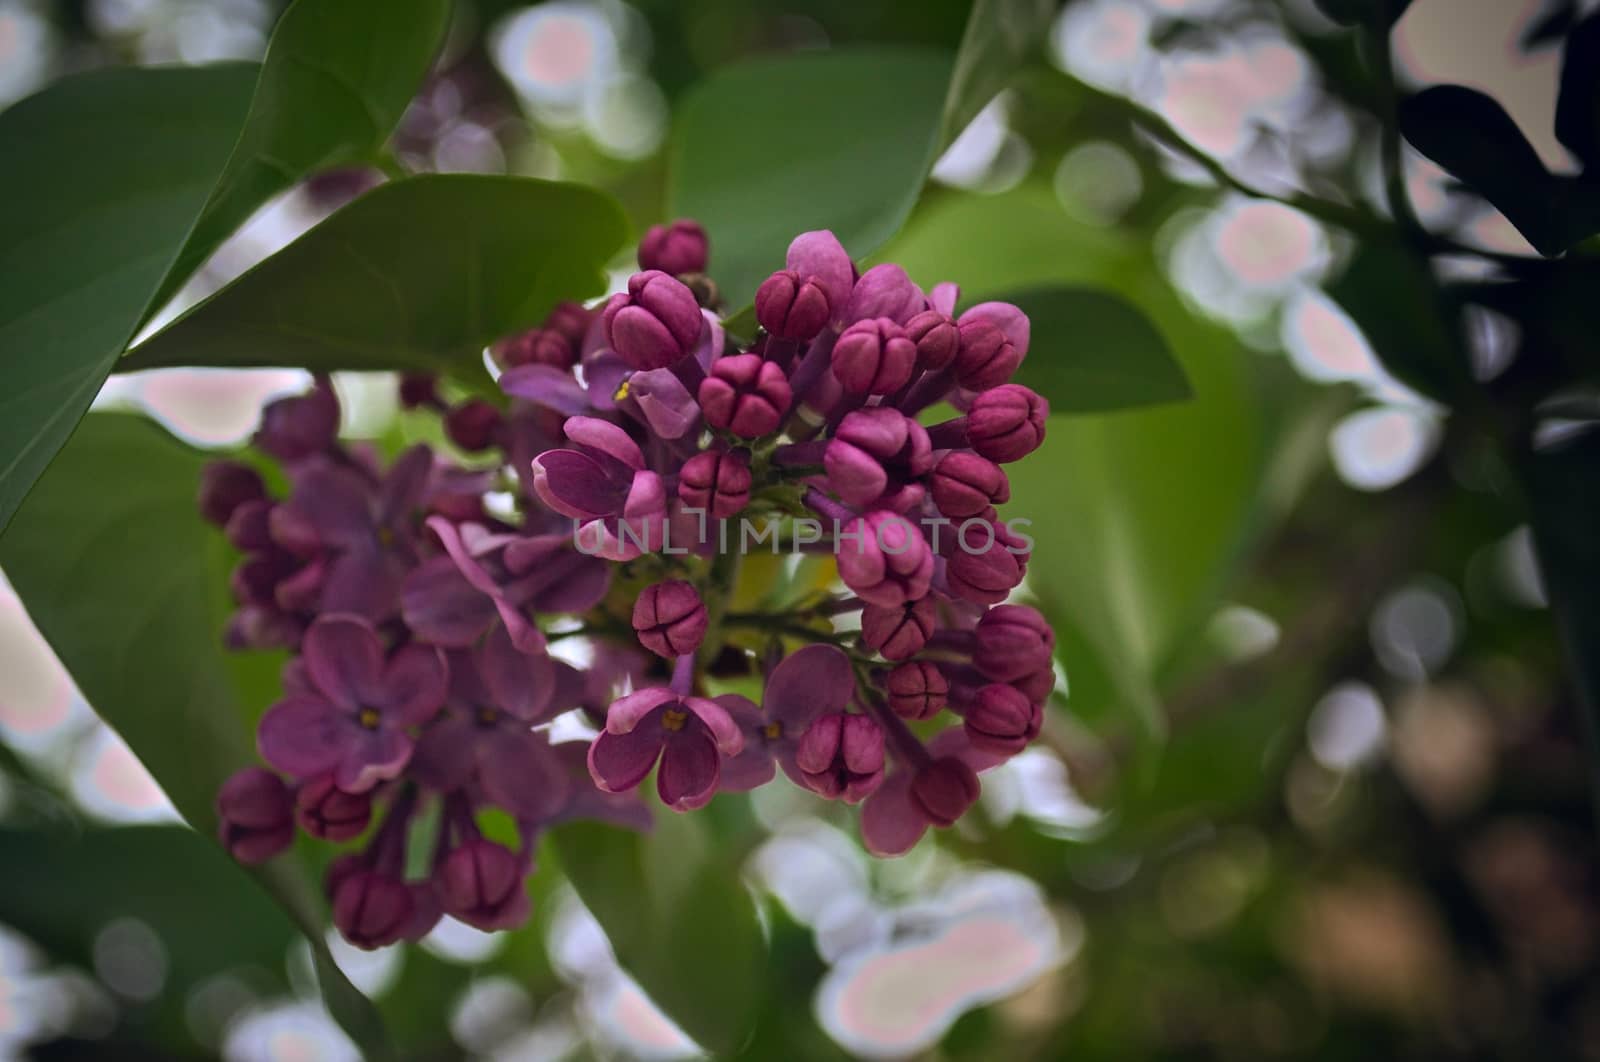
[[121, 175, 629, 372], [995, 286, 1191, 413], [0, 413, 390, 1056]]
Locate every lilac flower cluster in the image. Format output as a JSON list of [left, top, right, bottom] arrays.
[[205, 218, 1054, 948]]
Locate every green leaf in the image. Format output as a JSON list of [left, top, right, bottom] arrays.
[[121, 175, 629, 372], [994, 286, 1191, 413], [1399, 84, 1600, 256], [150, 0, 453, 311], [941, 0, 1058, 141], [1312, 0, 1413, 26], [0, 413, 390, 1057], [1556, 12, 1600, 170], [885, 186, 1263, 735], [554, 816, 766, 1055], [670, 48, 954, 308], [0, 65, 255, 536], [1326, 236, 1466, 403]]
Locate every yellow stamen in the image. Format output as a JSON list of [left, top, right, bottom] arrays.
[[762, 722, 783, 740], [614, 379, 631, 402], [376, 525, 395, 547], [477, 706, 499, 725], [662, 708, 688, 732], [357, 707, 381, 729]]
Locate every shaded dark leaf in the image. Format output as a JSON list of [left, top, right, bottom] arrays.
[[122, 175, 628, 372], [1312, 0, 1413, 27], [941, 0, 1057, 141], [1328, 238, 1466, 403], [1556, 12, 1600, 170]]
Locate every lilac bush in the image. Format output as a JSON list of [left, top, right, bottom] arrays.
[[204, 222, 1055, 948]]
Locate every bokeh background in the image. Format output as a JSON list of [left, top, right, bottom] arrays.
[[2, 0, 1598, 1058]]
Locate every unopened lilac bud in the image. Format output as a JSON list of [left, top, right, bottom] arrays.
[[295, 775, 373, 842], [445, 399, 503, 453], [1012, 668, 1054, 705], [794, 713, 885, 803], [756, 269, 830, 340], [497, 328, 575, 370], [928, 452, 1009, 519], [911, 756, 980, 828], [603, 270, 704, 370], [216, 767, 293, 864], [632, 579, 708, 658], [679, 450, 752, 518], [841, 263, 925, 325], [332, 868, 415, 950], [860, 596, 937, 661], [199, 461, 266, 527], [638, 219, 709, 276], [831, 318, 916, 396], [973, 605, 1055, 682], [255, 378, 339, 462], [398, 372, 440, 409], [946, 520, 1028, 605], [964, 683, 1041, 756], [885, 660, 948, 720], [225, 500, 274, 552], [904, 309, 960, 371], [966, 385, 1048, 462], [825, 409, 932, 508], [954, 318, 1021, 391], [435, 839, 530, 931], [698, 354, 792, 437], [836, 511, 933, 607], [544, 300, 592, 344]]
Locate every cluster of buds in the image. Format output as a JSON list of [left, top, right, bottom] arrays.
[[205, 218, 1054, 948]]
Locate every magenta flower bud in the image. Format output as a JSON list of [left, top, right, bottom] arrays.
[[544, 300, 592, 344], [1011, 668, 1054, 704], [398, 372, 440, 409], [911, 756, 980, 828], [946, 519, 1028, 605], [756, 269, 830, 340], [860, 596, 937, 661], [964, 683, 1041, 756], [199, 461, 266, 527], [824, 408, 933, 509], [836, 511, 934, 607], [966, 385, 1049, 462], [603, 270, 704, 371], [928, 451, 1010, 519], [632, 579, 708, 658], [497, 328, 575, 370], [255, 378, 339, 462], [954, 318, 1021, 391], [295, 775, 373, 842], [698, 354, 792, 438], [445, 399, 503, 453], [216, 767, 293, 864], [831, 318, 916, 396], [332, 868, 415, 950], [679, 450, 752, 518], [224, 500, 274, 552], [904, 309, 960, 371], [885, 660, 948, 720], [638, 219, 709, 275], [435, 839, 530, 931], [841, 263, 925, 325], [794, 712, 886, 803], [973, 605, 1055, 682]]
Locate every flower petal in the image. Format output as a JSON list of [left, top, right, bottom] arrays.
[[286, 461, 375, 547], [408, 712, 478, 791], [319, 545, 404, 621], [563, 416, 644, 470], [765, 644, 855, 730], [860, 772, 928, 857], [379, 644, 448, 725], [531, 450, 627, 520], [477, 625, 557, 721], [683, 696, 745, 757], [499, 364, 593, 414], [479, 729, 569, 821], [605, 688, 678, 734], [378, 444, 433, 527], [401, 557, 496, 648], [657, 732, 721, 811], [588, 726, 662, 793], [787, 229, 855, 323], [302, 614, 385, 710], [335, 727, 413, 792], [959, 301, 1030, 359], [628, 368, 700, 440], [257, 696, 354, 779]]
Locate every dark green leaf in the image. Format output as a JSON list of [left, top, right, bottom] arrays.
[[554, 816, 766, 1055], [1399, 84, 1600, 256], [0, 65, 254, 535], [941, 0, 1057, 142], [1556, 12, 1600, 171], [995, 286, 1191, 413], [1312, 0, 1413, 27], [1327, 237, 1466, 403], [150, 0, 453, 311], [670, 48, 953, 308], [0, 413, 389, 1057], [122, 175, 629, 372]]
